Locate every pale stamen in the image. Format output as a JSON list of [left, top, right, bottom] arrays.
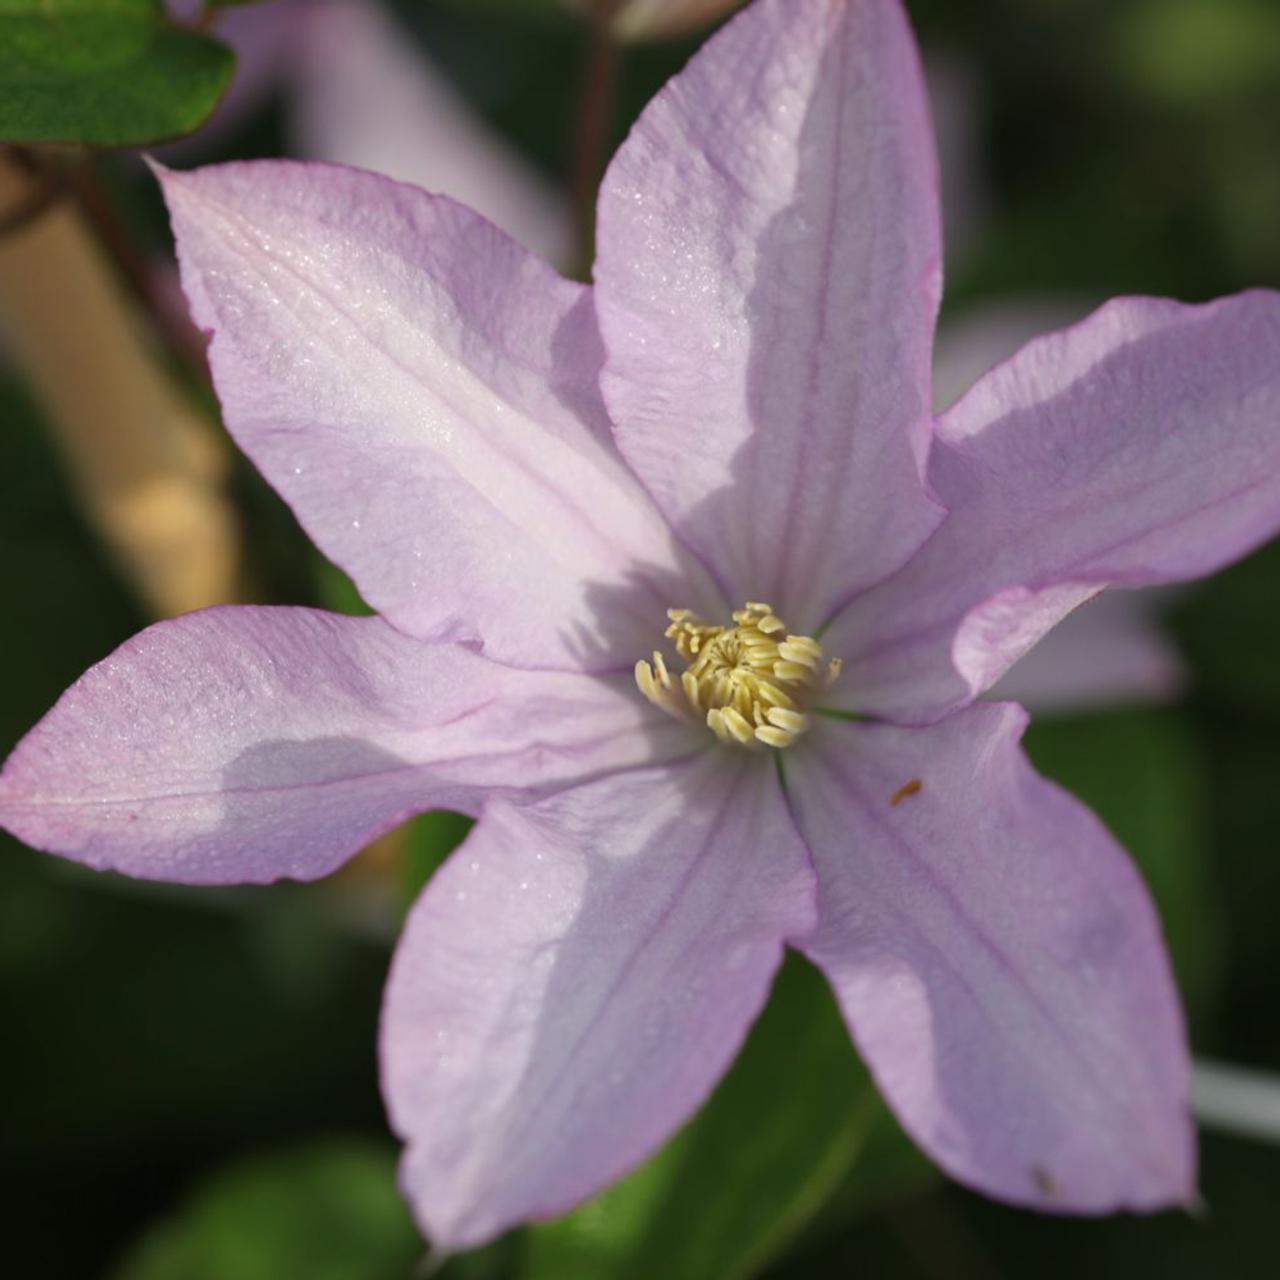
[[634, 602, 842, 750]]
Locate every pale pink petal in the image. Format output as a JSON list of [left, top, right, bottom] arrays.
[[933, 299, 1187, 710], [158, 160, 709, 672], [934, 300, 1187, 710], [989, 588, 1183, 712], [290, 0, 570, 267], [0, 607, 685, 884], [827, 291, 1280, 721], [595, 0, 943, 623], [382, 754, 815, 1248], [789, 704, 1193, 1212], [932, 296, 1099, 413]]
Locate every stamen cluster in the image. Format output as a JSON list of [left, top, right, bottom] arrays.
[[635, 602, 841, 749]]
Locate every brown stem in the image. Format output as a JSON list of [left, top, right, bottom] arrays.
[[70, 155, 214, 386], [570, 1, 623, 279], [0, 149, 69, 238]]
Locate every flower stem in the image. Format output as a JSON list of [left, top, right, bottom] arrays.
[[570, 0, 623, 279]]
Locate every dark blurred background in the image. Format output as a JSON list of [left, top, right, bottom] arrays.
[[2, 1, 1279, 1277]]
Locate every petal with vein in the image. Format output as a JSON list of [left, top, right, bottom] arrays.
[[291, 0, 570, 267], [159, 160, 701, 671], [382, 754, 815, 1249], [0, 607, 681, 884], [595, 0, 942, 623], [789, 704, 1194, 1212], [828, 290, 1280, 722]]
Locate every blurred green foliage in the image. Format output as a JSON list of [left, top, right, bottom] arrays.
[[2, 0, 1280, 1278], [109, 1142, 421, 1280], [1112, 0, 1280, 105], [0, 0, 234, 146], [426, 0, 573, 23]]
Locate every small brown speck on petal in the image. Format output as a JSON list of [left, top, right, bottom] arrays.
[[889, 778, 922, 807]]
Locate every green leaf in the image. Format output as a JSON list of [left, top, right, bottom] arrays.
[[109, 1140, 422, 1280], [0, 0, 234, 146], [1023, 706, 1223, 1025], [517, 955, 933, 1280]]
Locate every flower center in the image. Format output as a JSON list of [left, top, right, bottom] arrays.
[[635, 602, 842, 749]]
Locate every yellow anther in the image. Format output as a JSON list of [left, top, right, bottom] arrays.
[[705, 708, 731, 743], [754, 681, 796, 709], [666, 607, 725, 661], [765, 707, 807, 733], [777, 641, 819, 668], [784, 634, 822, 657], [635, 601, 842, 750], [652, 650, 672, 688], [718, 706, 756, 744], [635, 659, 656, 699], [681, 669, 701, 711], [773, 660, 813, 683]]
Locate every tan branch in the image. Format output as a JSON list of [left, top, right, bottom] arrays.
[[0, 151, 242, 617]]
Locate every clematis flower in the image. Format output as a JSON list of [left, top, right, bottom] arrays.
[[3, 0, 1280, 1251]]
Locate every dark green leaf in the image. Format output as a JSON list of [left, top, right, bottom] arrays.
[[1172, 540, 1280, 719], [108, 1140, 421, 1280], [0, 1, 234, 146]]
